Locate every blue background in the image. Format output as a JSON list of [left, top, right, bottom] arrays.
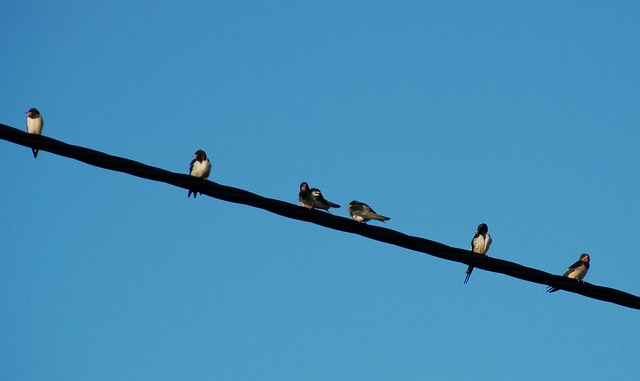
[[2, 1, 639, 380]]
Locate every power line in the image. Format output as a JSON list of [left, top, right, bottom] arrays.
[[2, 123, 639, 310]]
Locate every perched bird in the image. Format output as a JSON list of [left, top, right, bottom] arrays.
[[298, 182, 340, 210], [25, 107, 44, 158], [348, 200, 390, 223], [188, 149, 211, 198], [464, 223, 492, 284], [546, 253, 590, 293]]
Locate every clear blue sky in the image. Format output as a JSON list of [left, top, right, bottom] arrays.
[[2, 1, 639, 380]]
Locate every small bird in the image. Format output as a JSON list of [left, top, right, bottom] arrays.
[[348, 200, 390, 223], [546, 253, 590, 293], [298, 182, 340, 210], [25, 107, 44, 158], [464, 223, 492, 284], [188, 149, 211, 198]]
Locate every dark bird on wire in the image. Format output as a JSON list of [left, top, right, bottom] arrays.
[[464, 223, 492, 284], [546, 253, 590, 293], [348, 200, 390, 223], [25, 107, 44, 158], [188, 149, 211, 198], [299, 182, 340, 211]]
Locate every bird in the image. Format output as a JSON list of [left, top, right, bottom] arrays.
[[188, 149, 211, 198], [348, 200, 390, 223], [25, 107, 44, 158], [464, 223, 492, 284], [298, 182, 340, 210], [546, 253, 590, 293]]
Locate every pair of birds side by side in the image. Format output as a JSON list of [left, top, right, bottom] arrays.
[[25, 108, 212, 198], [25, 107, 212, 199], [464, 223, 591, 292], [298, 182, 390, 223], [25, 107, 44, 158]]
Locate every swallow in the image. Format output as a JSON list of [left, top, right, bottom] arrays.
[[25, 107, 44, 158], [348, 200, 390, 223], [188, 149, 211, 198], [298, 182, 340, 210], [546, 253, 590, 293], [464, 223, 492, 284]]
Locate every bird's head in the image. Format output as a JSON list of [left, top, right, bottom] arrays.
[[26, 108, 40, 118], [476, 223, 489, 235], [193, 150, 207, 161]]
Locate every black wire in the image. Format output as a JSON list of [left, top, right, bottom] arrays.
[[2, 123, 639, 310]]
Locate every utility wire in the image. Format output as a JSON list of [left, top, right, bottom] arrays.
[[2, 123, 639, 310]]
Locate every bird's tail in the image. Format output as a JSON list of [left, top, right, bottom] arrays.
[[188, 178, 207, 198], [373, 214, 391, 222], [546, 286, 559, 293], [32, 148, 39, 158], [464, 266, 474, 284], [328, 201, 340, 208]]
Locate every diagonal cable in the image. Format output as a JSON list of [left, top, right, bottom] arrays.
[[1, 123, 638, 310]]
